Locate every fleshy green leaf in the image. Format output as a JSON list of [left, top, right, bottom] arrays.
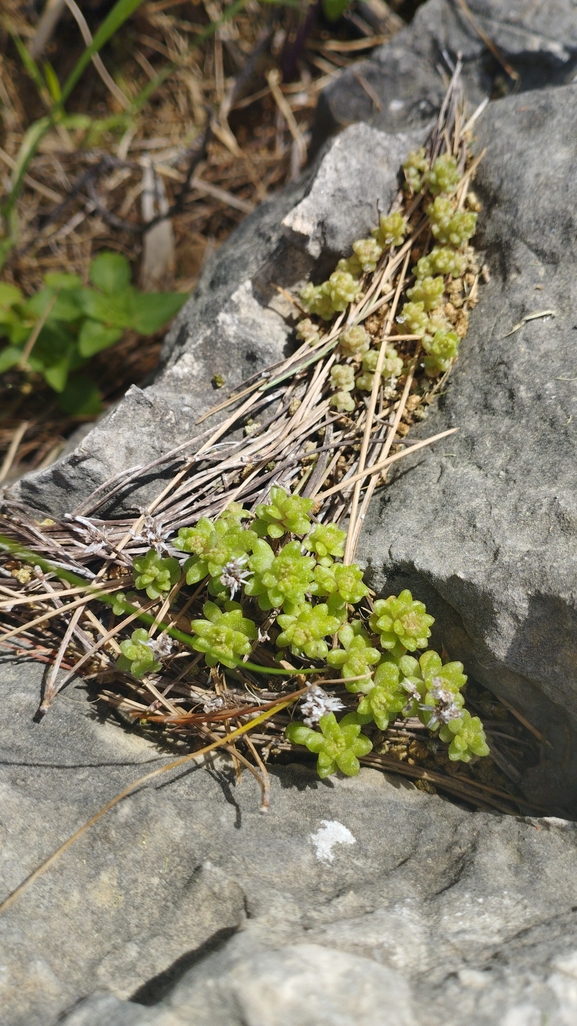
[[0, 346, 22, 373]]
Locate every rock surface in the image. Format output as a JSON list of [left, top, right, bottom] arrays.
[[9, 123, 422, 518], [2, 655, 577, 1026], [312, 0, 577, 149], [358, 81, 577, 812]]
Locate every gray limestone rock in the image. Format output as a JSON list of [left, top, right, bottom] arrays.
[[2, 656, 577, 1026], [9, 123, 423, 519], [357, 82, 577, 811], [312, 0, 577, 150]]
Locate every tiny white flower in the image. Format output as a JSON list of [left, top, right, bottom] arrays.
[[300, 685, 344, 728]]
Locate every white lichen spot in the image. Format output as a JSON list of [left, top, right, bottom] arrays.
[[310, 820, 356, 864]]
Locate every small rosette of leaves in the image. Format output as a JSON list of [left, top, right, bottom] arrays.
[[339, 325, 370, 357], [286, 712, 372, 779], [422, 328, 460, 376], [117, 628, 161, 679], [175, 515, 256, 589], [356, 656, 409, 730], [330, 363, 355, 392], [369, 589, 434, 653], [356, 346, 403, 390], [276, 602, 341, 659], [352, 237, 383, 273], [296, 318, 321, 346], [254, 486, 314, 539], [423, 153, 461, 196], [427, 198, 477, 247], [439, 710, 490, 762], [413, 246, 467, 280], [330, 391, 356, 413], [313, 561, 369, 606], [300, 271, 362, 320], [304, 523, 346, 561], [397, 301, 429, 335], [190, 601, 257, 668], [406, 275, 445, 311], [372, 210, 408, 248], [133, 549, 180, 600], [326, 621, 380, 690], [245, 539, 316, 610], [402, 149, 429, 193]]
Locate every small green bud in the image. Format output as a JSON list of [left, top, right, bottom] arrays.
[[313, 561, 369, 605], [326, 620, 380, 690], [246, 538, 316, 610], [190, 600, 257, 668], [427, 197, 477, 247], [422, 328, 460, 375], [413, 246, 467, 279], [296, 318, 321, 346], [336, 255, 363, 277], [439, 709, 490, 762], [326, 270, 363, 312], [397, 301, 429, 335], [356, 656, 408, 729], [304, 523, 346, 560]]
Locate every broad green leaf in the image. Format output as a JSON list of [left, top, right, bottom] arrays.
[[23, 287, 83, 323], [78, 319, 123, 357], [0, 283, 23, 308], [89, 252, 131, 295], [57, 374, 102, 415], [79, 288, 133, 328], [0, 346, 23, 374], [44, 273, 83, 290], [129, 291, 187, 334], [29, 323, 76, 380], [41, 355, 72, 392]]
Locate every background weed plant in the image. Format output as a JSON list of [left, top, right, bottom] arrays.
[[0, 251, 186, 413]]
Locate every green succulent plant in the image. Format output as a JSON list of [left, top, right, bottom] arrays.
[[190, 601, 257, 668], [352, 236, 383, 273], [369, 589, 434, 653], [286, 712, 373, 779], [133, 549, 180, 600], [254, 486, 314, 539], [117, 628, 161, 679], [276, 602, 342, 659], [424, 153, 461, 196], [372, 210, 408, 248], [439, 709, 490, 762], [245, 539, 316, 611], [402, 149, 429, 193], [326, 621, 380, 689], [339, 325, 370, 357], [304, 523, 346, 561], [356, 656, 409, 730]]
